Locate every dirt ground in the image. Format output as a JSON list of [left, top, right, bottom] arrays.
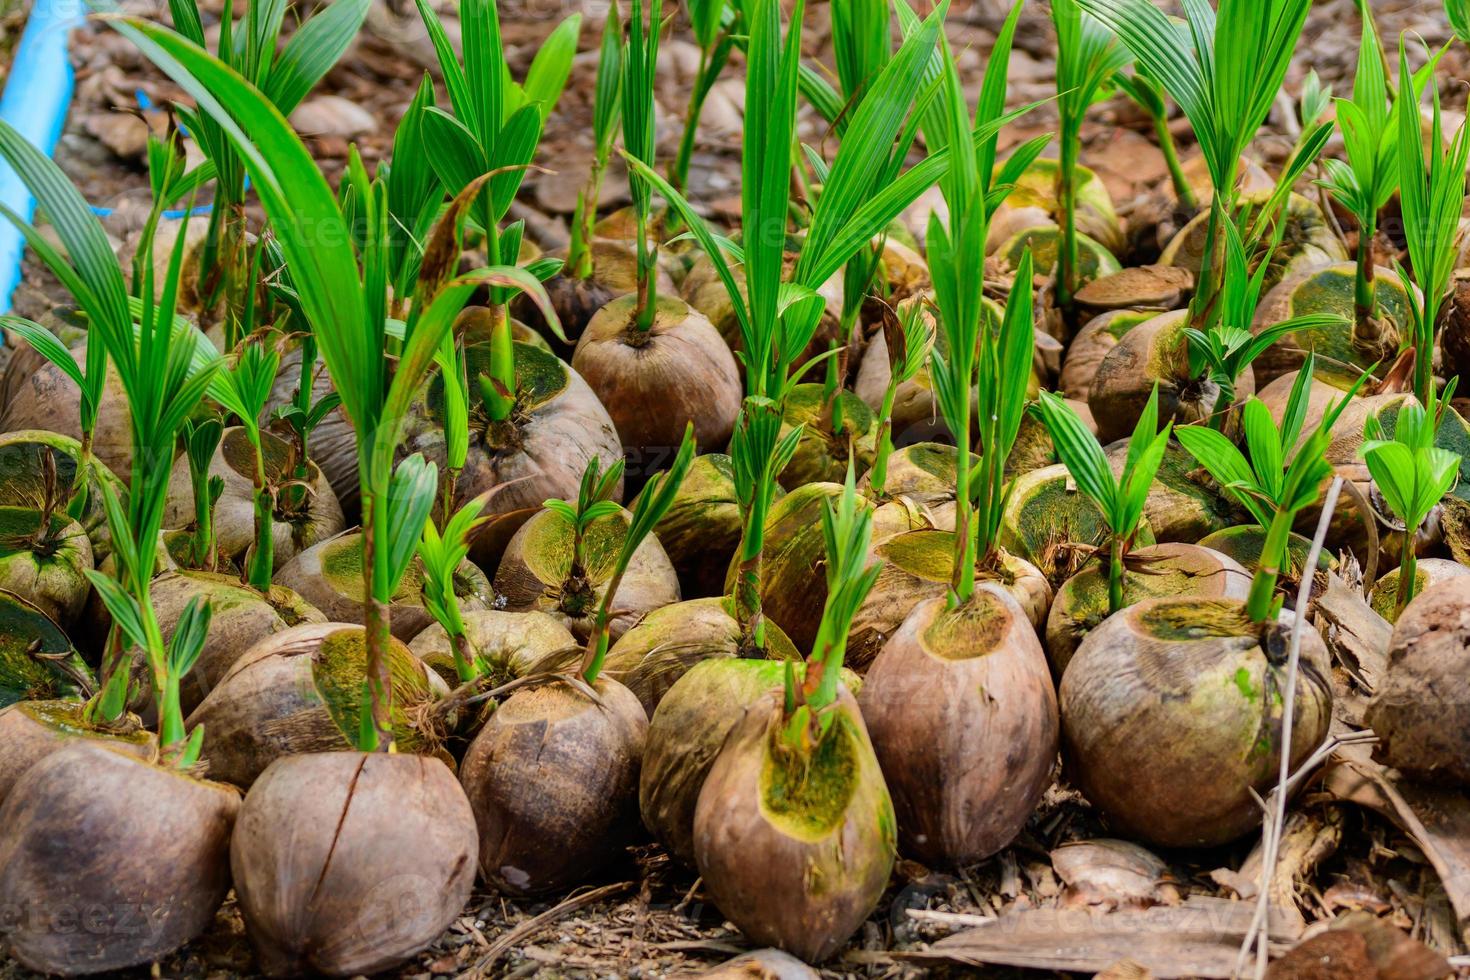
[[2, 0, 1470, 977]]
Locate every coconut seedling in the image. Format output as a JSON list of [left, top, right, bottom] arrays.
[[1079, 0, 1313, 329], [1114, 66, 1194, 213], [418, 493, 493, 686], [573, 0, 743, 459], [1058, 366, 1349, 849], [0, 133, 242, 972], [1392, 37, 1470, 408], [852, 21, 1058, 868], [459, 427, 693, 896], [1052, 0, 1128, 314], [538, 6, 626, 339], [691, 470, 891, 963], [867, 300, 936, 499], [1359, 388, 1461, 614], [120, 18, 503, 972], [1035, 386, 1254, 670], [207, 340, 281, 589]]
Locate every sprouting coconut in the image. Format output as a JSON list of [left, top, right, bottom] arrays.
[[275, 529, 493, 640], [682, 242, 845, 362], [570, 9, 742, 460], [860, 442, 973, 509], [0, 742, 239, 974], [694, 474, 894, 963], [1197, 525, 1337, 586], [990, 224, 1122, 293], [1365, 575, 1470, 786], [0, 698, 153, 804], [188, 623, 451, 787], [0, 339, 136, 485], [494, 487, 679, 644], [410, 609, 576, 690], [163, 425, 344, 570], [1103, 438, 1239, 543], [1368, 558, 1469, 623], [999, 462, 1155, 588], [0, 504, 93, 629], [0, 431, 123, 560], [1045, 542, 1252, 673], [458, 428, 693, 896], [776, 382, 877, 488], [1060, 598, 1332, 847], [230, 751, 478, 976], [526, 240, 673, 350], [1065, 372, 1348, 847]]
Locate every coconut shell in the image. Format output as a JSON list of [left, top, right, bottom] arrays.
[[1161, 192, 1345, 292], [858, 442, 972, 509], [999, 463, 1155, 587], [1089, 310, 1255, 444], [986, 158, 1125, 257], [0, 742, 238, 975], [188, 622, 450, 787], [459, 676, 647, 895], [140, 571, 326, 713], [640, 658, 789, 865], [0, 340, 137, 486], [778, 384, 877, 490], [1073, 265, 1192, 317], [0, 700, 155, 805], [572, 295, 741, 456], [0, 507, 93, 627], [163, 426, 345, 569], [683, 247, 844, 367], [602, 596, 801, 716], [517, 239, 670, 346], [1060, 597, 1333, 847], [1045, 544, 1252, 675], [231, 751, 477, 976], [274, 529, 491, 640], [1367, 558, 1470, 623], [859, 588, 1057, 866], [0, 430, 123, 560], [1365, 576, 1470, 785], [646, 453, 753, 598], [991, 225, 1122, 288], [495, 505, 679, 643], [1250, 263, 1415, 386], [1061, 310, 1160, 402], [408, 608, 576, 689], [693, 690, 895, 963]]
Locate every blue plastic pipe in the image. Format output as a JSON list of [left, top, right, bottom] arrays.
[[0, 0, 83, 314]]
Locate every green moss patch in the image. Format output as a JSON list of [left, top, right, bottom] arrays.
[[0, 596, 92, 706], [921, 590, 1012, 660], [311, 627, 439, 749], [761, 713, 860, 841], [1138, 598, 1254, 642]]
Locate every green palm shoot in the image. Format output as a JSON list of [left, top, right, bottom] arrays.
[[1184, 220, 1346, 429], [120, 17, 550, 752], [413, 0, 578, 422], [782, 466, 881, 747], [1392, 36, 1470, 407], [869, 301, 936, 497], [1034, 387, 1171, 614], [567, 6, 624, 279], [1176, 355, 1370, 623], [580, 426, 695, 686], [544, 455, 628, 612], [164, 0, 369, 340], [209, 340, 281, 590], [1052, 0, 1128, 311], [1317, 11, 1399, 343], [922, 2, 1037, 606], [1360, 385, 1461, 613], [419, 492, 493, 684], [622, 0, 663, 333], [729, 398, 804, 652], [1078, 0, 1313, 328], [182, 416, 225, 571]]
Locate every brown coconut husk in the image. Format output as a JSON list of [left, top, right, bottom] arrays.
[[231, 751, 478, 977], [0, 340, 137, 485], [859, 587, 1058, 867], [1060, 597, 1333, 848], [407, 608, 576, 691], [516, 239, 673, 349], [459, 675, 647, 895], [0, 700, 155, 804], [572, 295, 742, 456], [1060, 310, 1156, 402], [1366, 557, 1470, 624], [0, 741, 238, 975], [187, 622, 451, 787], [644, 453, 756, 599], [693, 689, 895, 964]]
